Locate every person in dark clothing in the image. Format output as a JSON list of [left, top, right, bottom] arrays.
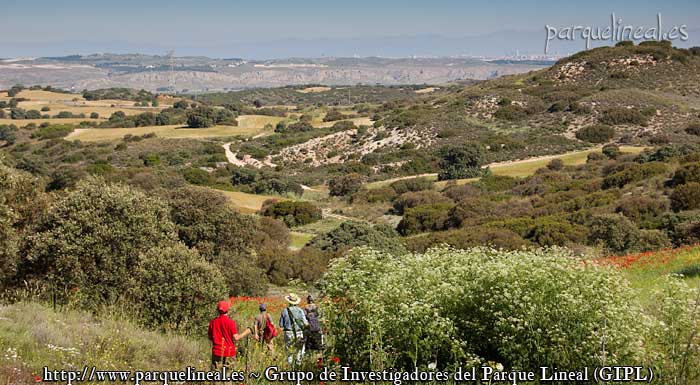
[[304, 295, 324, 353], [208, 300, 252, 369]]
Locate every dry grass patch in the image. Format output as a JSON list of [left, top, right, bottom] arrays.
[[315, 117, 373, 128], [415, 87, 438, 94], [236, 114, 286, 130], [16, 90, 83, 102], [298, 86, 331, 93], [67, 124, 264, 142], [219, 190, 284, 213], [0, 118, 103, 126]]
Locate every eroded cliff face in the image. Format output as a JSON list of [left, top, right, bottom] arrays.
[[0, 60, 546, 91]]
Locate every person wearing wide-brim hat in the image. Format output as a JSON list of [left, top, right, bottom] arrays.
[[279, 293, 308, 366]]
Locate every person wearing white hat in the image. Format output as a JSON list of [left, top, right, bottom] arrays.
[[279, 293, 308, 366]]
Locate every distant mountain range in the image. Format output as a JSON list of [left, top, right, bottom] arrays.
[[0, 54, 551, 92]]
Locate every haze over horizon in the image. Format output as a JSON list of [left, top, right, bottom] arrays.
[[1, 0, 699, 59]]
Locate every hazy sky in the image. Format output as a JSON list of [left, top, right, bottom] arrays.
[[1, 0, 698, 58]]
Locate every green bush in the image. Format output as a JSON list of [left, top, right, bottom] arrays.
[[670, 183, 700, 212], [392, 190, 450, 215], [389, 177, 433, 194], [587, 214, 641, 254], [493, 105, 527, 120], [309, 221, 405, 255], [328, 173, 363, 197], [134, 244, 226, 332], [599, 107, 648, 126], [29, 124, 74, 140], [671, 162, 700, 186], [437, 144, 488, 181], [404, 228, 530, 252], [602, 162, 668, 189], [685, 121, 700, 136], [23, 178, 178, 308], [261, 200, 322, 227], [575, 124, 615, 143], [397, 203, 453, 235], [322, 247, 645, 371]]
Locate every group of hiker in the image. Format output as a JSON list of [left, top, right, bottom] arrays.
[[208, 293, 324, 369]]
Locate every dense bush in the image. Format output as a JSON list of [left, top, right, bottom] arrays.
[[670, 183, 700, 212], [616, 195, 668, 224], [134, 245, 226, 332], [397, 203, 454, 235], [671, 162, 700, 186], [261, 200, 322, 227], [599, 107, 649, 126], [309, 221, 406, 255], [575, 124, 615, 143], [602, 162, 668, 189], [392, 190, 450, 215], [322, 247, 645, 371], [22, 178, 178, 309], [328, 173, 363, 197], [685, 121, 700, 136], [493, 105, 527, 120], [389, 177, 433, 194], [403, 228, 530, 252], [437, 144, 488, 181], [587, 214, 641, 254]]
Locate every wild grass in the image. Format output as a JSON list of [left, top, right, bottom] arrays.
[[218, 190, 284, 214]]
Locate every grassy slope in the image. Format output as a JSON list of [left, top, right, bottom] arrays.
[[366, 146, 647, 189]]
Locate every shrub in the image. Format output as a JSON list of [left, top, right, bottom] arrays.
[[575, 124, 615, 143], [392, 190, 450, 215], [670, 183, 700, 212], [261, 200, 322, 227], [29, 124, 74, 140], [546, 158, 564, 171], [616, 196, 668, 224], [166, 186, 260, 259], [323, 109, 346, 122], [493, 105, 527, 120], [671, 162, 700, 186], [526, 217, 586, 246], [328, 173, 363, 197], [23, 178, 178, 308], [437, 143, 488, 181], [186, 107, 215, 128], [397, 203, 453, 235], [587, 214, 641, 254], [134, 245, 226, 332], [309, 221, 405, 256], [404, 228, 530, 253], [602, 144, 621, 159], [181, 167, 214, 186], [389, 177, 433, 194], [602, 162, 668, 189], [685, 121, 700, 136], [322, 247, 645, 371], [599, 107, 648, 126], [448, 197, 498, 227]]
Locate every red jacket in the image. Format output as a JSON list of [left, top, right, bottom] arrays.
[[208, 314, 238, 357]]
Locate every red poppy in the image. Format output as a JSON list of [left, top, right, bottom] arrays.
[[34, 376, 42, 382], [331, 356, 341, 364]]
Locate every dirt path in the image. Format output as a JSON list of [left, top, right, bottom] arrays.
[[222, 142, 246, 166]]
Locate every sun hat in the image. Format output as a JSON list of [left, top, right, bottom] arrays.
[[217, 300, 230, 313], [284, 293, 301, 305], [259, 303, 267, 311]]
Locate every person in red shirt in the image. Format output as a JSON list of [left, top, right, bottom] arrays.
[[208, 300, 252, 369]]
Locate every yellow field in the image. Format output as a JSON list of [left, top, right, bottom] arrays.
[[16, 101, 154, 117], [415, 87, 438, 94], [298, 86, 331, 94], [16, 90, 83, 102], [0, 118, 103, 126], [367, 146, 648, 189], [236, 114, 285, 130], [219, 190, 283, 213], [66, 114, 282, 142], [289, 232, 314, 250]]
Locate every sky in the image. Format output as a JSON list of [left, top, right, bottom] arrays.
[[0, 0, 698, 58]]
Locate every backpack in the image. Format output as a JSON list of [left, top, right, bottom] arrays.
[[263, 314, 277, 340], [307, 311, 322, 333]]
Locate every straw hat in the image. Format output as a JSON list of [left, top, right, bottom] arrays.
[[284, 293, 301, 305]]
